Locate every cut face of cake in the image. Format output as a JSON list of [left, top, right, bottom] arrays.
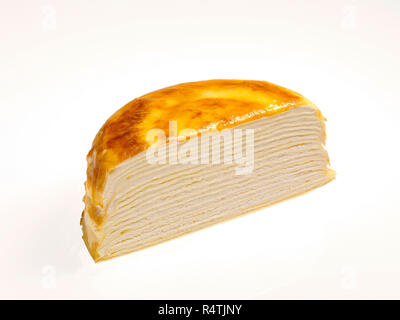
[[81, 80, 335, 262]]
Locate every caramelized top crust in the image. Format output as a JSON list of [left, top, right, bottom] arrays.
[[84, 79, 320, 224]]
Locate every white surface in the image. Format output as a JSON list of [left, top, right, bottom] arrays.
[[0, 0, 399, 299]]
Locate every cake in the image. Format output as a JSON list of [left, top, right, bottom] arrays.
[[81, 79, 335, 262]]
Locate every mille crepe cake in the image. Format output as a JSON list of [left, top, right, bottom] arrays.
[[81, 80, 335, 261]]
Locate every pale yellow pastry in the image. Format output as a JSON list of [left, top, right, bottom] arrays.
[[81, 79, 335, 262]]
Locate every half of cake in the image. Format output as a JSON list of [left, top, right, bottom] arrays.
[[81, 79, 335, 262]]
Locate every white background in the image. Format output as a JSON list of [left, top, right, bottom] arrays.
[[1, 0, 399, 299]]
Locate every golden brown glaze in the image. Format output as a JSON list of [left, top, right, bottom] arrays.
[[83, 80, 320, 225]]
